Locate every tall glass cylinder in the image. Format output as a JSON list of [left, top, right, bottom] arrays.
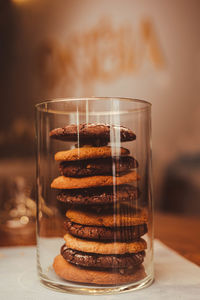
[[35, 97, 153, 294]]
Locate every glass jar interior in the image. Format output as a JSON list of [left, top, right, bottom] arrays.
[[35, 97, 153, 294]]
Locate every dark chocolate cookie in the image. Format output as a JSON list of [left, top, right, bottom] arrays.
[[49, 123, 136, 145], [61, 245, 145, 269], [57, 184, 139, 205], [59, 156, 138, 177], [64, 219, 147, 242]]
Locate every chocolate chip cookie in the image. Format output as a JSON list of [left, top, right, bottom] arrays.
[[64, 218, 147, 241], [50, 123, 136, 145], [59, 156, 138, 177], [57, 184, 139, 206], [61, 245, 145, 269]]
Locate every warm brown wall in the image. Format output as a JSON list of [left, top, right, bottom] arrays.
[[0, 0, 200, 210]]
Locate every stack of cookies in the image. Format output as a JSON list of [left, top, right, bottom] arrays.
[[50, 124, 148, 285]]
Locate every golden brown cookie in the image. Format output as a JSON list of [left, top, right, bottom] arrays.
[[53, 255, 146, 285], [66, 205, 148, 227], [51, 171, 139, 189], [54, 146, 129, 161], [63, 233, 147, 254]]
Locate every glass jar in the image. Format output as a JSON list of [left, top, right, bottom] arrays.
[[35, 97, 153, 294]]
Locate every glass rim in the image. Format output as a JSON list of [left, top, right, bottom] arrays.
[[35, 97, 152, 115]]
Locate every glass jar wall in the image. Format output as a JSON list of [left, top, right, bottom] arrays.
[[35, 97, 153, 294]]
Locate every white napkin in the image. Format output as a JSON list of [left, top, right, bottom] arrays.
[[0, 240, 199, 300]]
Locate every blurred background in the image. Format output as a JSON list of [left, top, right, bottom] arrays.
[[0, 0, 200, 238]]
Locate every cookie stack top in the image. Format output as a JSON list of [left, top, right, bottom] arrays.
[[50, 123, 136, 146], [50, 123, 139, 192]]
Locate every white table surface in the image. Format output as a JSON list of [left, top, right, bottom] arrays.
[[0, 240, 199, 300]]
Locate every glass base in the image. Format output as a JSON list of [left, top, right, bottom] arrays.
[[39, 272, 154, 295]]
